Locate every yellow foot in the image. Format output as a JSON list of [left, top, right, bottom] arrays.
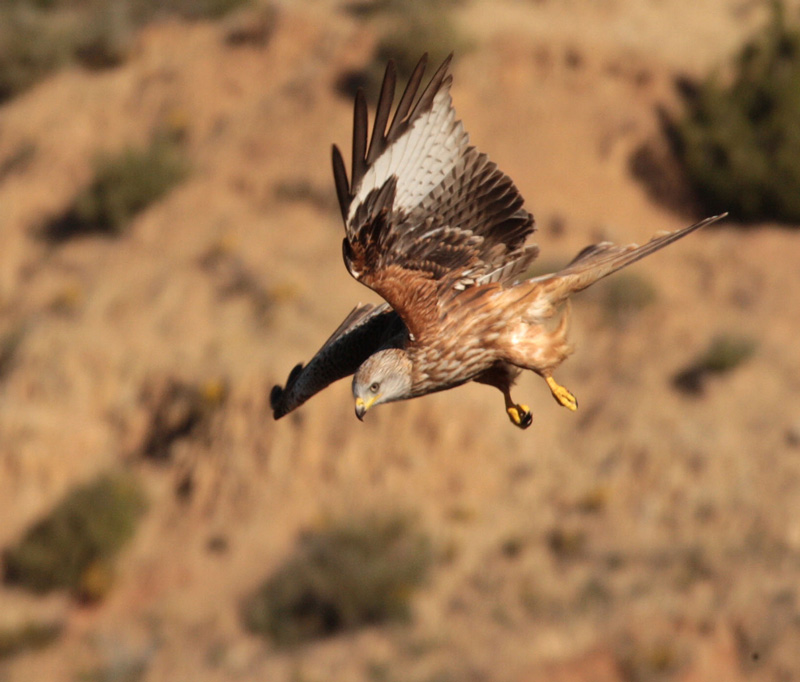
[[506, 404, 533, 429], [545, 376, 578, 411]]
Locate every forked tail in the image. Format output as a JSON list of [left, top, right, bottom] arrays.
[[544, 213, 727, 301]]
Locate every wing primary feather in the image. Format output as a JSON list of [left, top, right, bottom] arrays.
[[269, 384, 285, 410], [406, 53, 453, 123], [287, 363, 304, 384], [367, 60, 396, 165], [332, 144, 350, 221], [352, 89, 368, 191], [321, 302, 377, 346], [387, 54, 428, 141]]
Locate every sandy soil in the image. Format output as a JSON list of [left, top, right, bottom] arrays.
[[1, 1, 800, 680]]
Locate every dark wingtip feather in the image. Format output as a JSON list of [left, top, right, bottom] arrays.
[[270, 385, 284, 418], [287, 363, 304, 384], [387, 54, 429, 140], [406, 52, 455, 123], [332, 144, 350, 221], [366, 59, 397, 165], [351, 89, 368, 191], [270, 363, 305, 419]]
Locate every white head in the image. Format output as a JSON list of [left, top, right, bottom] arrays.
[[352, 349, 413, 420]]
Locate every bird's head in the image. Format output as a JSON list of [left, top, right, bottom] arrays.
[[352, 349, 412, 421]]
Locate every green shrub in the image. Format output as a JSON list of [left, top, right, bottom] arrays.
[[671, 1, 800, 223], [0, 621, 62, 660], [601, 272, 657, 322], [128, 0, 254, 22], [0, 0, 254, 104], [673, 333, 756, 394], [44, 136, 188, 240], [73, 1, 135, 70], [697, 333, 757, 374], [168, 0, 253, 20], [0, 1, 139, 102], [338, 0, 470, 99], [372, 5, 468, 86], [0, 6, 77, 102], [243, 513, 433, 646], [77, 656, 148, 682], [0, 325, 26, 382], [223, 3, 278, 47], [3, 473, 147, 600]]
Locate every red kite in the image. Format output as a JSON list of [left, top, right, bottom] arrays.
[[271, 55, 724, 428]]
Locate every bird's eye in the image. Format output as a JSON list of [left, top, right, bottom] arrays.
[[369, 382, 380, 393]]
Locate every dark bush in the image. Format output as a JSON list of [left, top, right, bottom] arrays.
[[0, 7, 76, 102], [137, 376, 227, 462], [670, 1, 800, 223], [0, 325, 26, 382], [0, 0, 255, 104], [337, 0, 470, 99], [672, 333, 756, 395], [242, 512, 433, 646], [134, 0, 253, 21], [372, 5, 467, 86], [0, 621, 62, 661], [600, 272, 657, 324], [43, 136, 188, 241], [3, 473, 147, 600]]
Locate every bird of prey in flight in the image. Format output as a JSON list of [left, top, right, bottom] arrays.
[[270, 54, 725, 428]]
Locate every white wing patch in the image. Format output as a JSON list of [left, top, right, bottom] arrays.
[[347, 85, 468, 223]]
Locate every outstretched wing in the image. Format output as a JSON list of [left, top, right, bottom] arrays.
[[270, 303, 406, 419], [332, 54, 538, 340]]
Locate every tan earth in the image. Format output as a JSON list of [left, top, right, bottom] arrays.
[[1, 0, 800, 680]]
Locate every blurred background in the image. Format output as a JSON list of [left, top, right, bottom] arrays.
[[1, 0, 800, 680]]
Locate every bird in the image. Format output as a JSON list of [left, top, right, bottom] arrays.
[[270, 54, 725, 429]]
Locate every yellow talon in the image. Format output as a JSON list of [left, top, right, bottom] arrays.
[[506, 403, 532, 429], [546, 376, 578, 411]]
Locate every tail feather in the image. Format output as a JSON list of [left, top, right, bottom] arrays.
[[550, 213, 726, 299]]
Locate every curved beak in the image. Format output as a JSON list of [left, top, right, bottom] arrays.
[[354, 395, 377, 421]]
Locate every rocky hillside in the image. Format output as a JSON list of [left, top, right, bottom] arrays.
[[1, 1, 799, 681]]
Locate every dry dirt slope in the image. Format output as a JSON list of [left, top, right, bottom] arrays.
[[1, 1, 800, 680]]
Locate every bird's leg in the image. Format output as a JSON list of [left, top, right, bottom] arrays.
[[503, 387, 532, 429], [545, 375, 578, 411], [473, 363, 531, 429]]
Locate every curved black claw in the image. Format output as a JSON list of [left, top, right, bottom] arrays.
[[507, 404, 533, 429]]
